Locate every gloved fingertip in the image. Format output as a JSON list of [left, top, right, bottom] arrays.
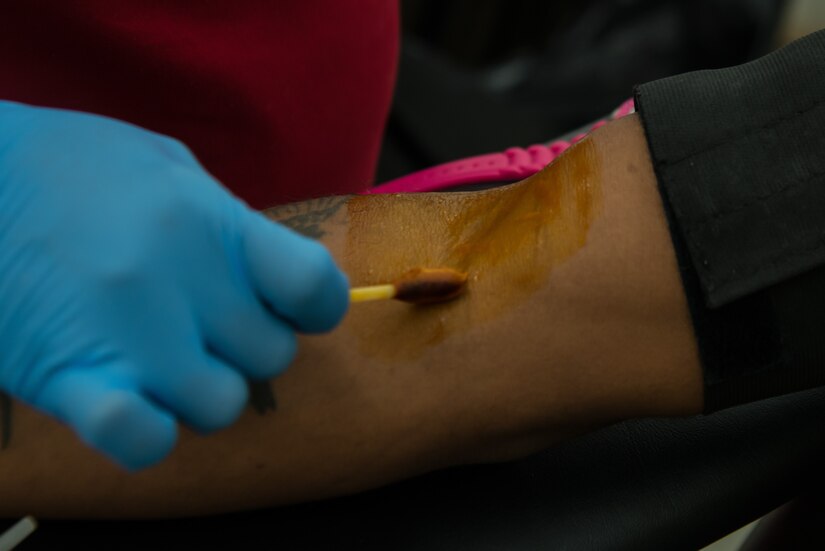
[[183, 363, 249, 435], [302, 265, 350, 333], [80, 390, 179, 471], [36, 369, 178, 470], [240, 212, 349, 332], [283, 241, 350, 333]]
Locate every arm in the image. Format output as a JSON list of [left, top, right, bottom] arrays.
[[0, 114, 703, 518]]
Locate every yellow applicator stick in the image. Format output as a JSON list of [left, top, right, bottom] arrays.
[[350, 267, 468, 305]]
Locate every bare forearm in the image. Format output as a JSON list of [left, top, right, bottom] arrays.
[[0, 114, 703, 518]]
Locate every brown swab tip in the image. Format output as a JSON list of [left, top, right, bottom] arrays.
[[393, 268, 469, 305]]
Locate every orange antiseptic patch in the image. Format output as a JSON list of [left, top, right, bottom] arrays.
[[344, 138, 602, 359]]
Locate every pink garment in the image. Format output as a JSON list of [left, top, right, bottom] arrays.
[[366, 98, 636, 195]]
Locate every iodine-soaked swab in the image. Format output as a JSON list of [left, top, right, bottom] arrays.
[[350, 267, 468, 305]]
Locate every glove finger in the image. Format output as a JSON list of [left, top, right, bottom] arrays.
[[241, 211, 349, 333], [199, 289, 297, 380], [34, 365, 177, 470], [139, 348, 249, 434]]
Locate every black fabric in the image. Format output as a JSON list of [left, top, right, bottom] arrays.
[[635, 29, 825, 308], [377, 0, 787, 182], [635, 30, 825, 412]]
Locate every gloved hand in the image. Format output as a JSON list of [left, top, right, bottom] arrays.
[[0, 101, 349, 469]]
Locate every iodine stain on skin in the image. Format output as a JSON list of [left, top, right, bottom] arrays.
[[344, 138, 603, 359]]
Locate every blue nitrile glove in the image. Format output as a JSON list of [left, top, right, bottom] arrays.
[[0, 101, 349, 469]]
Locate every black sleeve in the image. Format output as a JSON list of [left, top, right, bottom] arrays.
[[633, 29, 825, 412]]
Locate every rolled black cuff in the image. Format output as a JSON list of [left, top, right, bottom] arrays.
[[634, 30, 825, 412]]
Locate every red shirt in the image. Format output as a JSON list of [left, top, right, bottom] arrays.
[[0, 1, 399, 208]]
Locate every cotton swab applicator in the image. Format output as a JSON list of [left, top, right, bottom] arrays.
[[350, 267, 468, 305]]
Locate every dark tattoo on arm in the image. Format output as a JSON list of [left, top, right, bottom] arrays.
[[1, 391, 10, 450], [248, 381, 277, 414], [249, 196, 350, 414], [264, 196, 348, 239]]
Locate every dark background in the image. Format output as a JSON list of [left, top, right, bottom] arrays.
[[377, 0, 786, 182]]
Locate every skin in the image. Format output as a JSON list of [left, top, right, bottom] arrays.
[[0, 114, 703, 518]]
